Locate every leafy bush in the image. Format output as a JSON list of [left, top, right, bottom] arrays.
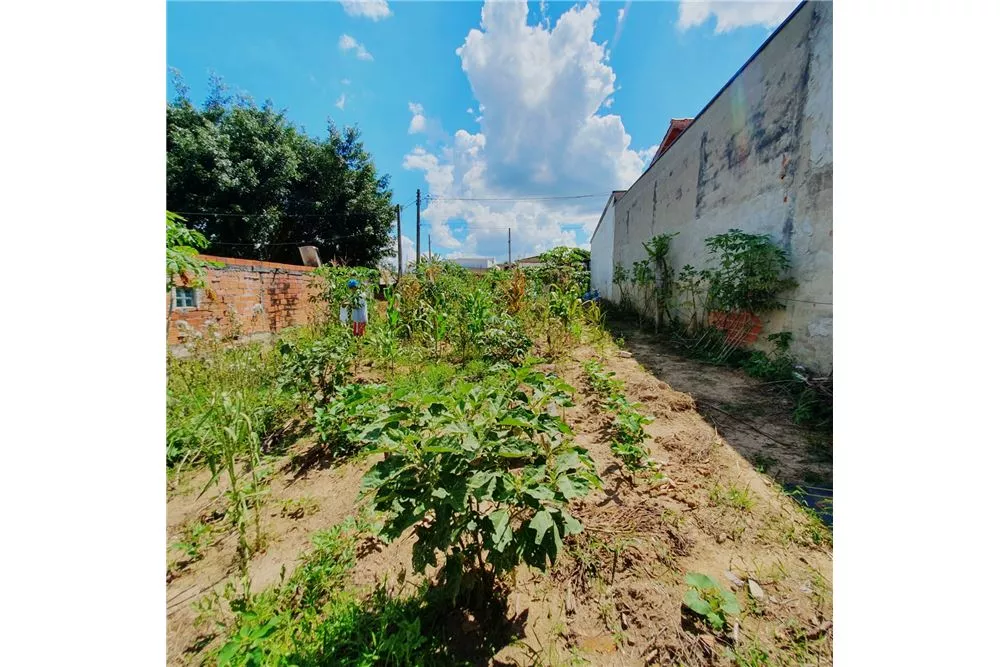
[[314, 383, 390, 457], [682, 572, 741, 632], [703, 229, 797, 314], [276, 326, 354, 405], [475, 316, 532, 365], [359, 364, 601, 599]]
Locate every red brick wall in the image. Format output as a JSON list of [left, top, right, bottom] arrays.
[[707, 311, 764, 347], [167, 255, 322, 345]]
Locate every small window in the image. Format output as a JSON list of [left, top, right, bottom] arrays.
[[174, 287, 197, 308]]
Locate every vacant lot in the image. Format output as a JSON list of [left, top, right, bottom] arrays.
[[167, 259, 831, 666]]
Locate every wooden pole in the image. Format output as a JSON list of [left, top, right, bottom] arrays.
[[508, 227, 512, 267], [396, 204, 402, 278], [415, 189, 421, 267]]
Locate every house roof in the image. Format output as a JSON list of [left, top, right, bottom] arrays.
[[648, 118, 694, 170]]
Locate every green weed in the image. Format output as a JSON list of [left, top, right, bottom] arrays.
[[682, 572, 741, 633], [582, 360, 652, 471], [709, 483, 756, 512]]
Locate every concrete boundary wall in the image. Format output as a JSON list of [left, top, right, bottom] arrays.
[[611, 1, 832, 373]]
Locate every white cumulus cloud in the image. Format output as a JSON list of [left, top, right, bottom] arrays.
[[335, 93, 346, 110], [381, 234, 416, 272], [613, 1, 631, 48], [340, 0, 392, 22], [407, 102, 426, 134], [677, 0, 798, 34], [338, 34, 374, 61], [401, 0, 656, 262]]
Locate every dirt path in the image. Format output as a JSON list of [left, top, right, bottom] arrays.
[[606, 320, 832, 508], [491, 341, 832, 665], [167, 340, 833, 666]]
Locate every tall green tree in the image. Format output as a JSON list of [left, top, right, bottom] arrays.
[[166, 71, 395, 266]]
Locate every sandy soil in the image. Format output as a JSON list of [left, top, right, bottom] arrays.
[[166, 338, 832, 666], [606, 320, 833, 493]]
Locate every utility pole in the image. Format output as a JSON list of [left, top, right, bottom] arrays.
[[415, 189, 421, 267], [508, 228, 512, 268], [396, 204, 402, 278]]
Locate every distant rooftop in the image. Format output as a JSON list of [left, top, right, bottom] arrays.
[[647, 118, 694, 171]]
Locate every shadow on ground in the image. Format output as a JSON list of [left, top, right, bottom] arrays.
[[604, 315, 832, 524]]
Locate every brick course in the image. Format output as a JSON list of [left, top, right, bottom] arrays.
[[707, 310, 764, 347], [167, 255, 322, 345]]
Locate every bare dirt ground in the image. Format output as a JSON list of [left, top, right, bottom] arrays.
[[166, 339, 832, 666], [606, 319, 833, 495]]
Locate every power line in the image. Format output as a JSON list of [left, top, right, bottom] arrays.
[[426, 193, 605, 202], [175, 202, 418, 218], [206, 231, 377, 247]]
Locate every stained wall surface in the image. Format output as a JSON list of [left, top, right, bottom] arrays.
[[167, 255, 321, 346], [612, 1, 832, 372]]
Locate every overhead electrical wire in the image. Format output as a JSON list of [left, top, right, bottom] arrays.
[[426, 193, 605, 202]]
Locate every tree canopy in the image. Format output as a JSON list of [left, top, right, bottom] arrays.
[[167, 72, 395, 267]]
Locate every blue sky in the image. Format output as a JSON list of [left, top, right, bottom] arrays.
[[167, 1, 799, 265]]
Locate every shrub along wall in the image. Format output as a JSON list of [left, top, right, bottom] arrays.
[[167, 255, 321, 346]]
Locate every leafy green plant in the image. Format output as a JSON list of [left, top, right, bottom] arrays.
[[583, 360, 652, 472], [703, 229, 797, 314], [682, 572, 741, 632], [276, 326, 354, 406], [642, 232, 678, 331], [674, 263, 710, 330], [359, 364, 601, 601], [612, 263, 633, 313], [539, 283, 584, 359], [166, 211, 220, 292], [476, 315, 532, 365], [198, 391, 269, 591], [170, 520, 212, 564], [631, 259, 656, 327], [369, 286, 403, 370], [536, 246, 590, 294], [313, 383, 390, 457], [213, 519, 427, 667], [167, 341, 295, 467]]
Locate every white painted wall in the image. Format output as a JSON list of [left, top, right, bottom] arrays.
[[452, 257, 495, 269], [612, 1, 833, 373], [589, 197, 616, 298]]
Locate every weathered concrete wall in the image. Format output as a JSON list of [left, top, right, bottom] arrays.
[[589, 198, 616, 299], [612, 1, 832, 373], [167, 255, 322, 347]]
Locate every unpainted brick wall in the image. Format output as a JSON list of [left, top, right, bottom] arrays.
[[166, 255, 322, 345]]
